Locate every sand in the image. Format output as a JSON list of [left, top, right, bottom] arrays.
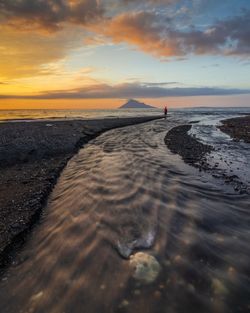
[[218, 115, 250, 143]]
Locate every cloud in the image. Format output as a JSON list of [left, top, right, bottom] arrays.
[[0, 25, 85, 79], [1, 82, 249, 99], [96, 9, 250, 57], [0, 0, 250, 86], [92, 11, 180, 57], [0, 0, 103, 31], [1, 0, 249, 59]]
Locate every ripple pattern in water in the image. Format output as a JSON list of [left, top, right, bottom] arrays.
[[0, 117, 249, 313]]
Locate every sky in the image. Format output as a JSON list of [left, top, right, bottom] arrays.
[[0, 0, 250, 109]]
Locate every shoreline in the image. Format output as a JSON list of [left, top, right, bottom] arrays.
[[164, 117, 250, 194], [164, 124, 213, 167], [0, 116, 162, 270], [218, 115, 250, 143]]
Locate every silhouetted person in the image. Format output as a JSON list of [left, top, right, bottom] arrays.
[[164, 106, 168, 118]]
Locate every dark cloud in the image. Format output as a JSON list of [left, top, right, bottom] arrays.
[[0, 0, 103, 31], [99, 9, 250, 57], [0, 82, 249, 99]]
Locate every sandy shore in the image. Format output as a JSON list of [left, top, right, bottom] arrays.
[[218, 115, 250, 143], [164, 124, 212, 167], [164, 119, 249, 194], [0, 116, 162, 269]]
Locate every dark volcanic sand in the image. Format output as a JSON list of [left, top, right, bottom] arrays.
[[164, 124, 212, 167], [0, 116, 161, 269], [165, 123, 249, 194], [218, 115, 250, 143]]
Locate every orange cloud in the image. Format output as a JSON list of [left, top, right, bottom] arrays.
[[93, 9, 250, 58], [0, 25, 84, 79], [93, 11, 179, 58]]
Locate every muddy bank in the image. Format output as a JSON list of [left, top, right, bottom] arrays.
[[165, 124, 249, 194], [164, 124, 212, 167], [218, 115, 250, 143], [0, 116, 162, 269]]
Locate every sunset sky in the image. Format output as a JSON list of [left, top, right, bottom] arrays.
[[0, 0, 250, 109]]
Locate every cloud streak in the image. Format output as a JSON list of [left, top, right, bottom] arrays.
[[0, 0, 103, 31], [1, 82, 249, 99]]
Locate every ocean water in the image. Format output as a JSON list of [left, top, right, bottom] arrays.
[[0, 109, 162, 121], [0, 108, 249, 313], [0, 107, 249, 121]]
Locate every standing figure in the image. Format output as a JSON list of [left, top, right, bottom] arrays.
[[164, 106, 168, 118]]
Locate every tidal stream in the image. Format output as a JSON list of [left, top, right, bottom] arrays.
[[0, 115, 249, 313]]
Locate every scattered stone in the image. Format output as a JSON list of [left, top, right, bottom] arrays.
[[30, 291, 44, 302], [153, 291, 162, 299], [218, 116, 250, 143], [165, 125, 213, 166], [134, 289, 141, 296], [119, 299, 129, 308], [212, 278, 228, 296]]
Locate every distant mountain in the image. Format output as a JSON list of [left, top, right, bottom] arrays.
[[119, 99, 155, 109]]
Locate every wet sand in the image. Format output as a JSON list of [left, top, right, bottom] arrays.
[[164, 124, 212, 168], [0, 116, 162, 269], [164, 122, 249, 194], [218, 115, 250, 143]]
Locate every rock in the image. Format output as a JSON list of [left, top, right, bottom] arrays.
[[30, 291, 44, 302], [153, 291, 162, 299], [119, 300, 129, 308], [129, 252, 161, 284], [134, 289, 141, 296], [212, 278, 228, 296]]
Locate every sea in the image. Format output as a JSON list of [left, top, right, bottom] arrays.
[[0, 107, 250, 121]]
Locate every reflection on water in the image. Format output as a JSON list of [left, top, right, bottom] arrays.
[[0, 114, 249, 313], [0, 108, 162, 121]]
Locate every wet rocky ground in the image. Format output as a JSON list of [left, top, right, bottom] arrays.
[[0, 116, 162, 270], [164, 124, 213, 167], [165, 122, 250, 194], [218, 115, 250, 143]]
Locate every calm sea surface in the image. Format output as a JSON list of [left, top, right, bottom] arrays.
[[0, 108, 249, 313], [0, 108, 162, 121], [0, 107, 249, 121]]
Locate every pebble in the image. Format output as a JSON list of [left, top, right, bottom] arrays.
[[30, 291, 44, 302], [134, 289, 141, 296], [120, 300, 129, 308], [154, 291, 162, 299], [129, 252, 161, 284], [212, 278, 228, 296]]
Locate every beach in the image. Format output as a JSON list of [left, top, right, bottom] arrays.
[[218, 115, 250, 143], [0, 116, 162, 268], [0, 112, 249, 313], [164, 115, 250, 194]]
